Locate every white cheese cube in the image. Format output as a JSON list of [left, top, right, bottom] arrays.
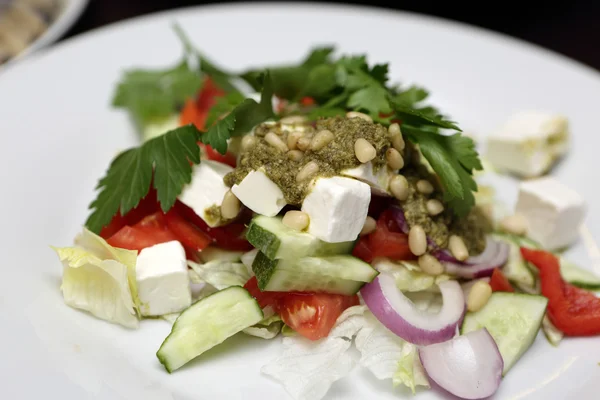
[[231, 170, 286, 217], [179, 160, 234, 227], [341, 162, 393, 196], [301, 176, 371, 243], [515, 177, 586, 250], [136, 241, 192, 316], [486, 111, 570, 178]]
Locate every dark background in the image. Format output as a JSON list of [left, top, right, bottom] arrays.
[[62, 1, 600, 71]]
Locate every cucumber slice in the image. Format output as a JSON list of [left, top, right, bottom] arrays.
[[252, 252, 378, 295], [246, 216, 354, 260], [461, 292, 548, 375], [493, 234, 536, 287], [541, 314, 563, 347], [156, 286, 263, 372], [560, 258, 600, 290], [199, 247, 244, 263]]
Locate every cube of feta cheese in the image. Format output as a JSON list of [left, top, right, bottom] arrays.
[[486, 111, 570, 178], [341, 162, 393, 196], [301, 176, 371, 243], [179, 160, 234, 227], [136, 241, 192, 316], [231, 170, 286, 216], [515, 177, 586, 250]]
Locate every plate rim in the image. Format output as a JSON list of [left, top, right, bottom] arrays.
[[0, 2, 599, 83]]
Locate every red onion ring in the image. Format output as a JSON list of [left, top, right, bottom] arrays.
[[419, 328, 503, 399], [360, 272, 465, 345]]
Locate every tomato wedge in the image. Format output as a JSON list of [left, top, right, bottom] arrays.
[[180, 77, 225, 130], [278, 293, 360, 341], [164, 208, 212, 252], [243, 277, 285, 309], [244, 277, 360, 341], [106, 225, 177, 252], [204, 144, 237, 168], [521, 247, 600, 336], [369, 209, 413, 261], [99, 189, 160, 239], [489, 268, 514, 292], [173, 201, 253, 251], [352, 236, 374, 263]]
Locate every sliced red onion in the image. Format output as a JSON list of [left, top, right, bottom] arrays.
[[419, 328, 503, 399], [435, 236, 499, 265], [443, 241, 510, 279], [360, 272, 465, 345]]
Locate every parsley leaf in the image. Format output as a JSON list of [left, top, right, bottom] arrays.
[[402, 127, 480, 216], [204, 91, 246, 129], [85, 125, 202, 233], [112, 61, 202, 127], [202, 72, 275, 154]]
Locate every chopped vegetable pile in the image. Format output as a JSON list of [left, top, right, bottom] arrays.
[[51, 24, 599, 400]]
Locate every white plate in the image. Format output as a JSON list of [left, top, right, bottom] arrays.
[[1, 0, 88, 71], [1, 3, 599, 399]]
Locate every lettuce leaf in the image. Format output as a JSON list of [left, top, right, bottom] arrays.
[[187, 260, 251, 290], [243, 307, 284, 339], [393, 343, 430, 394], [52, 228, 139, 328]]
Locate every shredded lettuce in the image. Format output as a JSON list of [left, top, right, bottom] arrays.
[[262, 305, 423, 400], [392, 343, 430, 393], [241, 248, 259, 275], [243, 307, 284, 339], [374, 258, 450, 292], [188, 260, 251, 290], [52, 228, 139, 328]]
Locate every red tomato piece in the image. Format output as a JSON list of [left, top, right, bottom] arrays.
[[300, 96, 315, 106], [173, 201, 253, 251], [204, 144, 237, 168], [489, 268, 514, 292], [352, 236, 374, 263], [179, 77, 226, 130], [106, 225, 177, 252], [521, 247, 600, 336], [134, 211, 168, 229], [99, 189, 160, 239], [368, 212, 413, 261], [243, 277, 285, 309], [278, 293, 360, 341], [164, 208, 213, 252]]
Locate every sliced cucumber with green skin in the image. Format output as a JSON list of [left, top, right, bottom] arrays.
[[461, 292, 548, 376], [252, 252, 378, 295], [560, 258, 600, 290], [199, 247, 244, 263], [156, 286, 263, 373], [493, 234, 536, 287], [246, 216, 354, 260]]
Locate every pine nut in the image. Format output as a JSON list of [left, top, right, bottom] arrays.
[[360, 216, 377, 236], [296, 161, 319, 182], [287, 150, 304, 162], [390, 175, 409, 201], [282, 210, 310, 231], [386, 148, 405, 170], [280, 115, 307, 124], [354, 138, 377, 163], [416, 179, 434, 194], [221, 190, 241, 220], [499, 214, 528, 236], [265, 132, 288, 152], [388, 123, 405, 151], [241, 135, 257, 152], [310, 129, 334, 151], [467, 280, 492, 312], [346, 111, 373, 122], [408, 225, 427, 256], [297, 136, 312, 151], [418, 254, 445, 276], [426, 199, 444, 216], [448, 235, 469, 261], [287, 131, 303, 150]]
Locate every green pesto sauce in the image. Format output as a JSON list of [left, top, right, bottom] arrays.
[[224, 116, 390, 205], [399, 163, 490, 255], [204, 204, 222, 226]]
